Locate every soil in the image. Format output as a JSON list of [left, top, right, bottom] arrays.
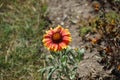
[[45, 0, 118, 80]]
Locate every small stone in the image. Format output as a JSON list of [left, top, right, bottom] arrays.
[[57, 17, 61, 21], [60, 22, 64, 25], [71, 19, 78, 24], [63, 14, 68, 21], [66, 26, 69, 28]]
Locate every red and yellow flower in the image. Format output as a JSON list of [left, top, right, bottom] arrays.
[[42, 25, 72, 51]]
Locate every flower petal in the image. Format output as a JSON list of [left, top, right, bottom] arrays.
[[42, 38, 52, 43], [44, 40, 52, 47], [49, 43, 58, 51], [54, 44, 58, 51], [59, 42, 67, 49], [54, 25, 63, 33], [62, 36, 71, 44], [61, 29, 71, 36], [44, 30, 53, 38]]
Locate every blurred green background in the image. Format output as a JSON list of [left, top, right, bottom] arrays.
[[0, 0, 48, 80]]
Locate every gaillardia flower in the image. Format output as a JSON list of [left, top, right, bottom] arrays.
[[42, 25, 72, 51]]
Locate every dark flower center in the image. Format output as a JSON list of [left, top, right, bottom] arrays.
[[52, 32, 62, 43]]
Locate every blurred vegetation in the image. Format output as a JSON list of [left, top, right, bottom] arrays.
[[79, 0, 120, 78], [93, 11, 120, 78], [0, 0, 48, 80]]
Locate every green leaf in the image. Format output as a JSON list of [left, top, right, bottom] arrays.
[[65, 46, 72, 54], [68, 55, 75, 64], [76, 48, 85, 62], [72, 66, 78, 71], [38, 66, 54, 76], [78, 48, 85, 55], [69, 50, 76, 59], [61, 55, 67, 66], [47, 67, 58, 80], [61, 55, 67, 63], [70, 75, 75, 80]]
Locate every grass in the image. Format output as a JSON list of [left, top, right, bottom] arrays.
[[0, 0, 48, 80]]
